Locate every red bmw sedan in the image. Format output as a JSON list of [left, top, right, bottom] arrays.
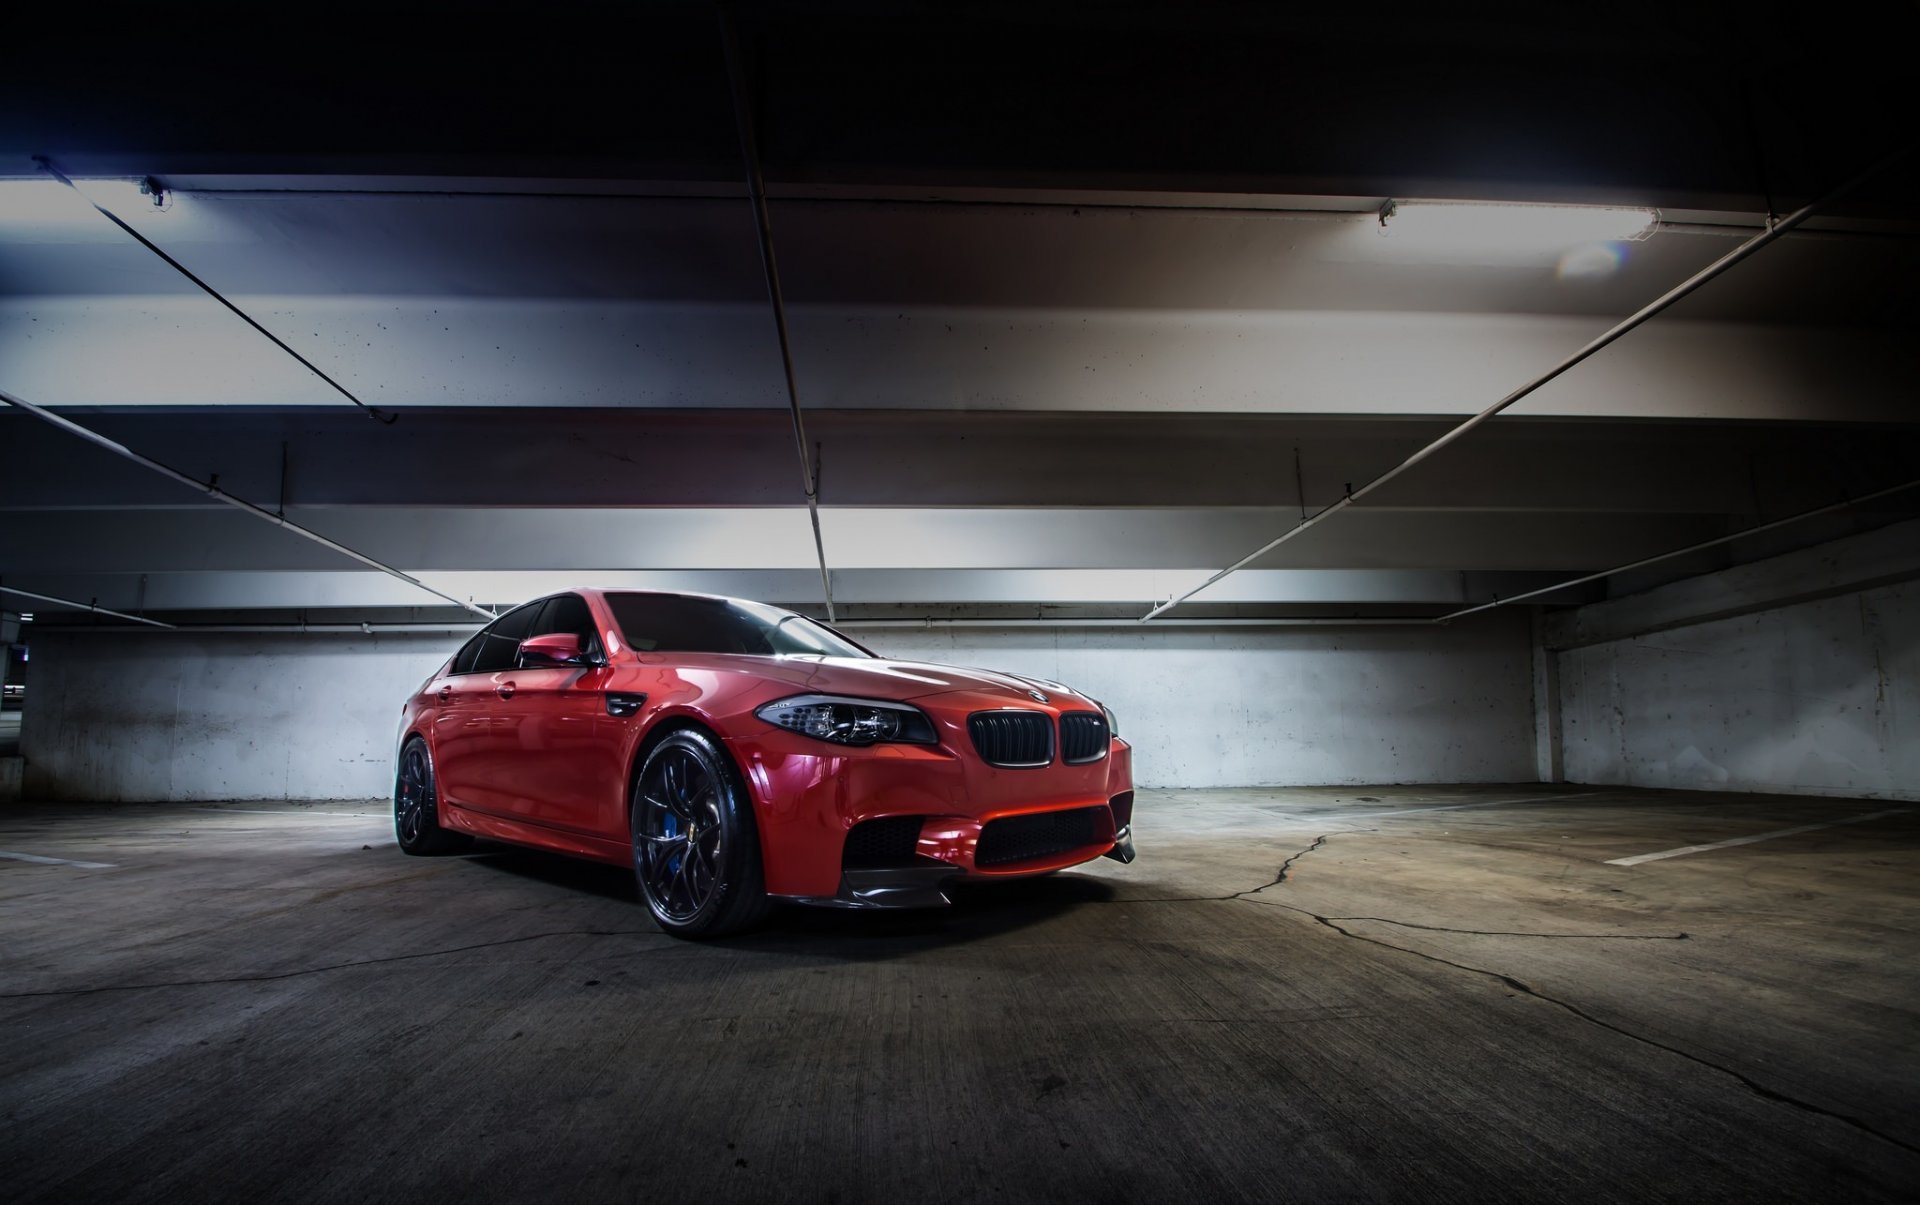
[[394, 589, 1136, 937]]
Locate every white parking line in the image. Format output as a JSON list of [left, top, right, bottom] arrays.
[[1267, 792, 1600, 823], [1605, 808, 1910, 867], [1340, 792, 1600, 820], [0, 849, 118, 869], [189, 808, 380, 820]]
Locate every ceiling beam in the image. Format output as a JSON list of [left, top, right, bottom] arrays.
[[0, 568, 1577, 615], [0, 584, 173, 628], [0, 506, 1764, 575], [0, 387, 495, 618], [1142, 142, 1919, 621], [7, 409, 1913, 513], [1433, 477, 1920, 624]]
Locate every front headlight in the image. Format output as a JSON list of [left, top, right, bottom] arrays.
[[755, 694, 939, 747], [1099, 701, 1120, 738]]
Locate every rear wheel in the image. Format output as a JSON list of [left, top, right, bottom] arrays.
[[394, 737, 472, 855], [631, 728, 772, 938]]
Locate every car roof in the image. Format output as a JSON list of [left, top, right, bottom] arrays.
[[573, 587, 753, 606]]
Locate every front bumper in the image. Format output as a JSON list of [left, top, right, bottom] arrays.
[[794, 862, 962, 910], [733, 728, 1135, 899], [793, 825, 1132, 910]]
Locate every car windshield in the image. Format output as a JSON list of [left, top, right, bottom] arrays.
[[605, 593, 874, 659]]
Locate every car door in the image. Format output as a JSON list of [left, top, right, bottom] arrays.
[[431, 600, 540, 816], [490, 593, 620, 833]]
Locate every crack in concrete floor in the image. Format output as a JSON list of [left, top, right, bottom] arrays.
[[1223, 832, 1920, 1159], [6, 821, 1912, 1163], [1111, 831, 1343, 904], [1314, 915, 1691, 940]]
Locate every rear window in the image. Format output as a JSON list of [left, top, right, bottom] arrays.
[[605, 594, 872, 659]]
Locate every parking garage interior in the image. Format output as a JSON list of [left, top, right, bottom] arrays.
[[2, 4, 1917, 1202]]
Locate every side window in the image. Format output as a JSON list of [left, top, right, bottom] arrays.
[[530, 593, 600, 649], [468, 602, 541, 674], [451, 630, 486, 675], [522, 593, 602, 666]]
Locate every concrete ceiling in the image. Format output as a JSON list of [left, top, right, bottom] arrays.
[[2, 2, 1917, 628]]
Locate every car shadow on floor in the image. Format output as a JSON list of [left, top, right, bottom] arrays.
[[457, 842, 641, 902], [455, 841, 1117, 955], [738, 873, 1120, 957]]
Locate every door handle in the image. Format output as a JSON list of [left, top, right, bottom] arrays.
[[437, 686, 452, 703], [496, 682, 516, 700]]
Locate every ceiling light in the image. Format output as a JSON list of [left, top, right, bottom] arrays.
[[0, 177, 174, 234], [1376, 199, 1659, 256], [0, 179, 98, 229]]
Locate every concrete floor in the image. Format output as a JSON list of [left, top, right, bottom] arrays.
[[2, 785, 1916, 1204]]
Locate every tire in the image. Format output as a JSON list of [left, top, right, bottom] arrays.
[[394, 736, 473, 856], [630, 728, 773, 938]]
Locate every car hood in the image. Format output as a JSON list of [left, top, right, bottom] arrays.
[[737, 655, 1085, 707]]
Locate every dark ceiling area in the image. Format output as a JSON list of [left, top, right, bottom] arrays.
[[9, 2, 1919, 208], [2, 1, 1917, 629]]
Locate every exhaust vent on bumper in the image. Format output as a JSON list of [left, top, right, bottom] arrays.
[[842, 815, 926, 868], [968, 711, 1054, 768]]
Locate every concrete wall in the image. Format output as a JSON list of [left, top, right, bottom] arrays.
[[18, 612, 1537, 801], [1548, 520, 1920, 801], [21, 632, 455, 803], [867, 612, 1535, 789]]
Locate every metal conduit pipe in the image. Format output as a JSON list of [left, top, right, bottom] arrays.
[[1141, 141, 1919, 623], [41, 616, 1442, 635], [0, 585, 176, 629], [719, 5, 837, 624], [1654, 219, 1915, 242], [30, 623, 484, 635], [34, 158, 395, 425], [835, 616, 1436, 629], [125, 183, 1918, 240], [1433, 477, 1920, 624], [0, 388, 496, 620]]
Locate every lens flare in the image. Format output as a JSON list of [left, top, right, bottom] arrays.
[[1557, 241, 1626, 280]]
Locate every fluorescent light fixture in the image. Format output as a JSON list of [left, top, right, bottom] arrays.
[[0, 179, 100, 229], [0, 177, 173, 236], [1377, 199, 1658, 258]]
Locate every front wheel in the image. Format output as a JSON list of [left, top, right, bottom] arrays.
[[631, 728, 772, 938], [394, 737, 472, 855]]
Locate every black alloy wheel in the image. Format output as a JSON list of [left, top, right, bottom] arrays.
[[630, 728, 772, 938], [394, 737, 472, 855]]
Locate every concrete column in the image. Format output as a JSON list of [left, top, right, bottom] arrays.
[[0, 613, 20, 801], [1531, 608, 1563, 784]]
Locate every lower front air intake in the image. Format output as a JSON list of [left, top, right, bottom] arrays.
[[975, 806, 1108, 867]]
